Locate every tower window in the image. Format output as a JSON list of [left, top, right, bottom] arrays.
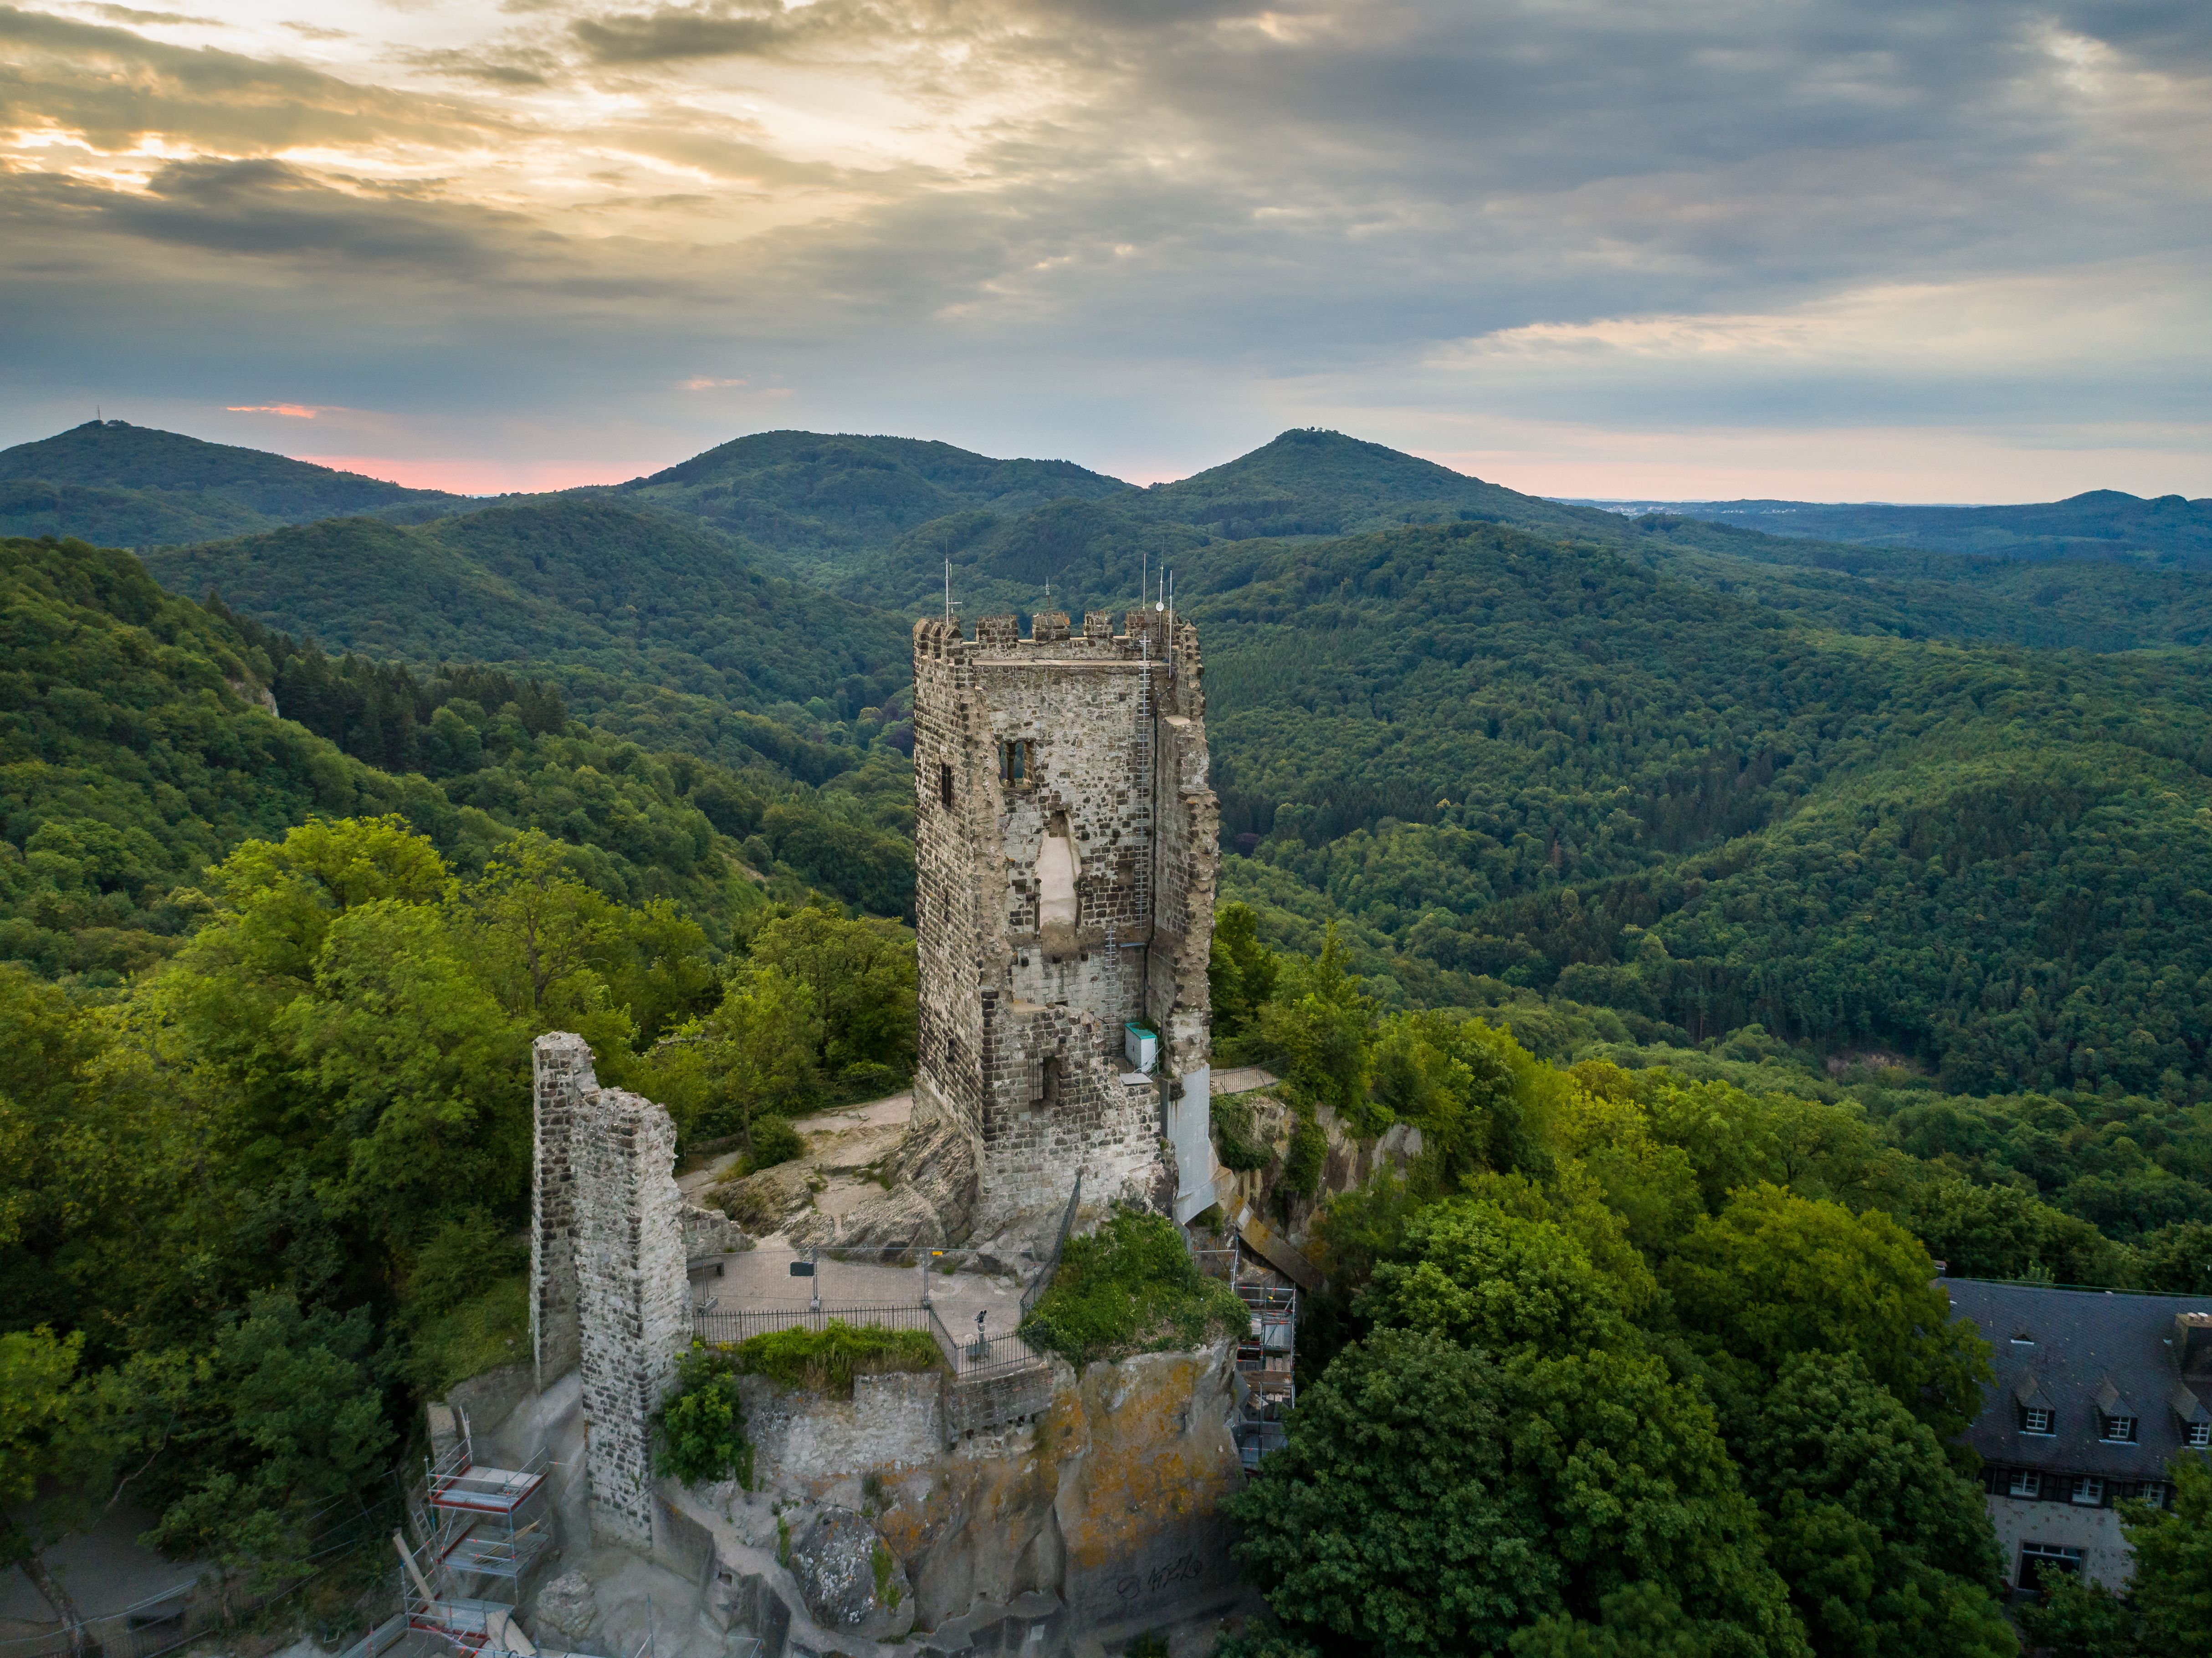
[[939, 761, 954, 808], [1001, 739, 1035, 787], [1041, 1055, 1062, 1106]]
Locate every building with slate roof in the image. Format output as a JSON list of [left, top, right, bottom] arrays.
[[1946, 1279, 2212, 1591]]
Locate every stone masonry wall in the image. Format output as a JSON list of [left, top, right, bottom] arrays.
[[739, 1372, 946, 1494], [531, 1032, 594, 1390], [911, 609, 1220, 1234], [532, 1035, 688, 1550]]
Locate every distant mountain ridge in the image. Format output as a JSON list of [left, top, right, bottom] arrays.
[[1564, 489, 2212, 568], [0, 419, 470, 544]]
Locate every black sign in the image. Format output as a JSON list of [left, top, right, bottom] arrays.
[[789, 1261, 815, 1277]]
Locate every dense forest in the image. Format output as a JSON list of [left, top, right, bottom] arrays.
[[5, 420, 2211, 1654], [1199, 917, 2212, 1656], [0, 534, 915, 982]]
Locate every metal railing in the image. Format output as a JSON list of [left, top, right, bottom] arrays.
[[1018, 1172, 1083, 1322], [692, 1303, 933, 1346], [927, 1304, 1044, 1380]]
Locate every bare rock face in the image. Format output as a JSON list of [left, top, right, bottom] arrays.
[[790, 1505, 917, 1642], [790, 1112, 978, 1251], [681, 1201, 751, 1258], [531, 1570, 597, 1638], [709, 1159, 817, 1233]]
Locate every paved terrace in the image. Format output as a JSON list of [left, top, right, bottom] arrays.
[[681, 1095, 1045, 1368]]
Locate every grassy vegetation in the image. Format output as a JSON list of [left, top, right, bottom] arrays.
[[729, 1320, 942, 1396], [1019, 1209, 1249, 1366]]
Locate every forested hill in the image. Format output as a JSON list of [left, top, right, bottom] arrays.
[[139, 496, 915, 773], [1586, 489, 2212, 568], [0, 420, 469, 545], [1188, 518, 2212, 1096], [0, 534, 916, 980], [21, 419, 2212, 1094], [619, 429, 1132, 577]]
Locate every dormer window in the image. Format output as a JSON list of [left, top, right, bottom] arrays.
[[2022, 1406, 2056, 1436], [2101, 1413, 2138, 1444], [2189, 1423, 2211, 1450]]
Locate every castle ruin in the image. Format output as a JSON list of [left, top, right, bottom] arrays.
[[909, 608, 1224, 1232]]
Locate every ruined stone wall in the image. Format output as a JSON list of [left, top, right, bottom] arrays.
[[739, 1372, 946, 1493], [911, 609, 1220, 1232], [531, 1035, 688, 1550], [531, 1033, 594, 1390], [574, 1086, 687, 1548]]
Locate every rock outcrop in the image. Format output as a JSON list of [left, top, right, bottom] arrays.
[[531, 1570, 597, 1638], [790, 1506, 917, 1642], [788, 1108, 978, 1251], [681, 1200, 752, 1259]]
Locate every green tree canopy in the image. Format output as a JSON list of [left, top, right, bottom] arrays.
[[1735, 1351, 2013, 1658], [1664, 1185, 1989, 1434], [1226, 1326, 1803, 1658]]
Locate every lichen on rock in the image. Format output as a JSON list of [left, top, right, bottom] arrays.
[[790, 1504, 917, 1641]]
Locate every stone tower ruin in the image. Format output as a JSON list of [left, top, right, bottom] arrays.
[[911, 607, 1223, 1233]]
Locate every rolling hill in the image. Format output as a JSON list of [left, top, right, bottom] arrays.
[[20, 417, 2212, 1090], [1577, 490, 2212, 568], [138, 496, 915, 774], [0, 419, 470, 545], [0, 532, 917, 979], [618, 429, 1132, 578]]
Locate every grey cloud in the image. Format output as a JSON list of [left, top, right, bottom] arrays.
[[399, 42, 560, 85], [81, 4, 220, 23], [0, 0, 2205, 487], [0, 6, 508, 152], [570, 4, 786, 62]]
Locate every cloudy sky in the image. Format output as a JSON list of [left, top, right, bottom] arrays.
[[0, 0, 2206, 498]]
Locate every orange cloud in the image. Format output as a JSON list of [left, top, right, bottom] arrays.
[[226, 403, 331, 418]]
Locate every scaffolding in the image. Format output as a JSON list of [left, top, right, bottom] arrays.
[[1188, 1223, 1298, 1469], [354, 1443, 625, 1658], [410, 1414, 555, 1595]]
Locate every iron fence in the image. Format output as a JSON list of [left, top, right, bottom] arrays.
[[926, 1305, 1044, 1380]]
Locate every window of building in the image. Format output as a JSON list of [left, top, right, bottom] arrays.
[[2072, 1478, 2105, 1507], [1000, 738, 1035, 786], [2189, 1422, 2211, 1450], [2022, 1406, 2056, 1436], [2007, 1470, 2042, 1499], [939, 761, 954, 808], [2129, 1482, 2168, 1510], [2019, 1543, 2082, 1592], [2101, 1413, 2138, 1443], [1040, 1055, 1062, 1106]]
